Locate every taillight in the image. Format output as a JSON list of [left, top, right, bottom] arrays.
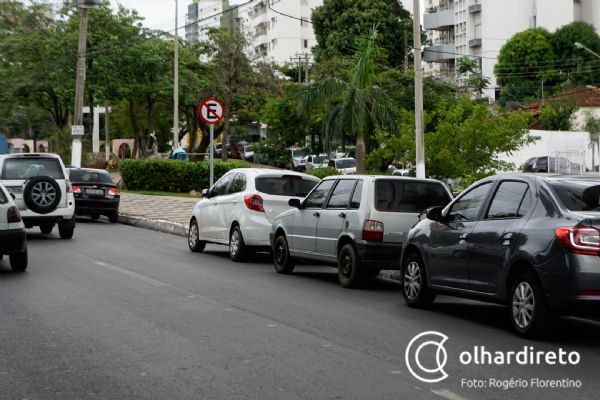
[[72, 185, 81, 194], [578, 290, 600, 296], [107, 187, 120, 196], [555, 227, 600, 256], [7, 206, 22, 223], [244, 194, 264, 212], [362, 219, 384, 241]]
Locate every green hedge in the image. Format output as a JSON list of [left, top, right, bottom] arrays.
[[119, 159, 249, 192], [306, 167, 340, 179]]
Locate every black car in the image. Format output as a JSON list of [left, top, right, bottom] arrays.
[[68, 168, 120, 223], [400, 174, 600, 337]]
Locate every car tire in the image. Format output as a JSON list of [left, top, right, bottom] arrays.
[[273, 234, 294, 274], [90, 214, 100, 220], [509, 271, 554, 338], [337, 243, 365, 288], [229, 225, 248, 262], [188, 219, 206, 253], [40, 224, 53, 234], [58, 225, 74, 239], [9, 248, 27, 272], [401, 253, 436, 307], [23, 176, 62, 214], [108, 211, 119, 224]]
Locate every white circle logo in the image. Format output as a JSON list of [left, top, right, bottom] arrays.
[[405, 331, 449, 383]]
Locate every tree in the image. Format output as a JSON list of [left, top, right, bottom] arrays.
[[457, 57, 489, 97], [495, 29, 559, 102], [585, 113, 600, 170], [551, 21, 600, 86], [538, 96, 577, 130], [312, 0, 412, 68], [300, 26, 396, 173]]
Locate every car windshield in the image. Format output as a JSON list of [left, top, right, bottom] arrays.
[[313, 156, 327, 163], [1, 158, 64, 180], [550, 180, 600, 211], [335, 159, 356, 169], [69, 169, 113, 184], [291, 149, 306, 158], [255, 175, 318, 197], [244, 146, 253, 152]]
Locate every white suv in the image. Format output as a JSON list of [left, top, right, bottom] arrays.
[[188, 168, 320, 261], [0, 153, 76, 239], [0, 183, 27, 271]]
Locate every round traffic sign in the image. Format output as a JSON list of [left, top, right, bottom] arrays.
[[199, 98, 224, 125]]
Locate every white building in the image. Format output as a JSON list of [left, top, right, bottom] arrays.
[[185, 0, 228, 44], [423, 0, 600, 99]]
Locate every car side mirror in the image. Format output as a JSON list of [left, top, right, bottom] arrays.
[[202, 189, 210, 198], [288, 198, 302, 209], [425, 206, 444, 222]]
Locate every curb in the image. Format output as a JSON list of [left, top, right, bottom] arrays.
[[118, 214, 188, 238]]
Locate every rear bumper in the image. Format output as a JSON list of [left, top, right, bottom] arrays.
[[354, 240, 402, 269], [23, 216, 75, 228], [74, 197, 119, 214], [240, 213, 272, 247], [0, 228, 26, 254]]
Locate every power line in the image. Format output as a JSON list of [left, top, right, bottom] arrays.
[[268, 4, 312, 24]]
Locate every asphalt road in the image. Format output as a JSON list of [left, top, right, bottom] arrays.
[[1, 220, 599, 400]]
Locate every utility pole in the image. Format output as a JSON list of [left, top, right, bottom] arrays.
[[290, 53, 311, 84], [71, 6, 89, 167], [412, 0, 425, 178], [105, 100, 110, 162], [173, 0, 180, 150]]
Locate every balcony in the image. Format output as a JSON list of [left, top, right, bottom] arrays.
[[423, 7, 454, 30], [423, 43, 456, 62], [468, 3, 482, 13], [469, 38, 482, 47]]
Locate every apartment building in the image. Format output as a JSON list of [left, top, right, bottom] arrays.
[[423, 0, 600, 99], [185, 0, 229, 44]]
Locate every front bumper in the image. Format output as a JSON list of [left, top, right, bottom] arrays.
[[354, 240, 402, 269], [0, 228, 26, 254]]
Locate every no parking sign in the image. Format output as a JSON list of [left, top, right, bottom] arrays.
[[198, 98, 224, 125]]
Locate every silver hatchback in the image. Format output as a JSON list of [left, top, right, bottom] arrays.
[[270, 175, 452, 288]]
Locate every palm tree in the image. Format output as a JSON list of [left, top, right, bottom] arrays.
[[585, 114, 600, 171], [300, 26, 395, 173]]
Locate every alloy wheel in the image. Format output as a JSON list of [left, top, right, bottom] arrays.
[[188, 223, 198, 248], [404, 261, 422, 300], [340, 254, 352, 277], [512, 282, 535, 329], [31, 182, 57, 207], [275, 240, 286, 265], [230, 230, 240, 256]]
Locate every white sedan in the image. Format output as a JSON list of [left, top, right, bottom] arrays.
[[188, 169, 320, 261], [0, 183, 27, 272]]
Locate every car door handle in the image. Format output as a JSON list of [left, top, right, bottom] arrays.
[[459, 233, 468, 244], [338, 212, 346, 218], [313, 212, 320, 217], [502, 233, 513, 246]]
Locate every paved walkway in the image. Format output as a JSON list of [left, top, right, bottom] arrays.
[[119, 193, 197, 227]]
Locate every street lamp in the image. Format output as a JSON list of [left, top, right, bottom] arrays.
[[71, 0, 101, 167], [574, 41, 600, 59], [173, 0, 179, 151]]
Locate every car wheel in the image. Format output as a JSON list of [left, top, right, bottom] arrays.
[[229, 225, 248, 262], [58, 225, 74, 239], [337, 243, 365, 288], [40, 224, 53, 234], [108, 211, 119, 224], [273, 234, 294, 274], [401, 253, 436, 307], [188, 220, 206, 253], [9, 248, 27, 272], [509, 271, 554, 338], [23, 176, 62, 214]]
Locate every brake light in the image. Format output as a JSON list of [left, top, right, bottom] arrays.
[[107, 187, 120, 196], [578, 290, 600, 296], [72, 185, 81, 194], [362, 220, 384, 241], [7, 206, 22, 223], [555, 227, 600, 255], [244, 194, 264, 212]]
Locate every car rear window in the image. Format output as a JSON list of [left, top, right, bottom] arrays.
[[550, 181, 600, 211], [335, 159, 356, 169], [69, 170, 113, 184], [255, 175, 318, 197], [375, 180, 451, 212], [1, 158, 64, 180]]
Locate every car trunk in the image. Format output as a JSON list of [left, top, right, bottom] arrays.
[[72, 181, 116, 200], [261, 195, 298, 224]]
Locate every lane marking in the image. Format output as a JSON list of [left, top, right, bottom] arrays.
[[94, 261, 168, 288], [431, 389, 469, 400]]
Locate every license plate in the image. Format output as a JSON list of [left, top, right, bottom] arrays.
[[86, 189, 104, 196]]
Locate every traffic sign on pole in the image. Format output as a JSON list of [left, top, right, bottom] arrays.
[[199, 98, 224, 125]]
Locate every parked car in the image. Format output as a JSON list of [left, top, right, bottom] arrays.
[[289, 147, 309, 171], [305, 154, 329, 170], [328, 157, 357, 175], [0, 182, 27, 272], [270, 176, 452, 288], [213, 143, 222, 157], [0, 153, 75, 239], [68, 167, 120, 223], [241, 145, 255, 162], [188, 169, 320, 261], [400, 174, 600, 337], [522, 156, 582, 174]]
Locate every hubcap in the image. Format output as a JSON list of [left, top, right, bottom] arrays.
[[404, 261, 422, 300], [512, 282, 535, 329], [340, 254, 352, 277], [189, 224, 198, 247], [31, 182, 57, 207], [230, 230, 239, 256], [275, 240, 286, 264]]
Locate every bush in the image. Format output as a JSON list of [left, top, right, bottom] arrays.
[[119, 159, 249, 192], [306, 167, 340, 179]]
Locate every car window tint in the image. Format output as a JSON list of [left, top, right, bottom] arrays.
[[449, 183, 492, 221], [375, 180, 451, 212], [304, 180, 335, 208], [327, 180, 355, 209], [517, 188, 532, 217], [228, 173, 246, 194], [486, 181, 530, 219], [212, 174, 233, 196], [550, 181, 600, 211], [1, 158, 64, 180], [255, 176, 317, 197], [350, 180, 363, 209], [69, 170, 113, 184]]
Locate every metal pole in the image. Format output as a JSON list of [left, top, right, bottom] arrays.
[[173, 0, 179, 150], [72, 6, 89, 168], [209, 124, 215, 187], [105, 100, 110, 162], [305, 54, 309, 84], [412, 0, 425, 178]]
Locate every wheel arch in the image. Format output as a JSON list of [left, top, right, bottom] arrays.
[[504, 258, 540, 303], [337, 235, 355, 255]]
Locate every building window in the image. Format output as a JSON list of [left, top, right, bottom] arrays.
[[303, 39, 309, 48]]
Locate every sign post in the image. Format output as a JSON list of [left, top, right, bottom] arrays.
[[198, 98, 224, 187]]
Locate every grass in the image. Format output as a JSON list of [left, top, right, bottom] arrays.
[[121, 190, 201, 198]]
